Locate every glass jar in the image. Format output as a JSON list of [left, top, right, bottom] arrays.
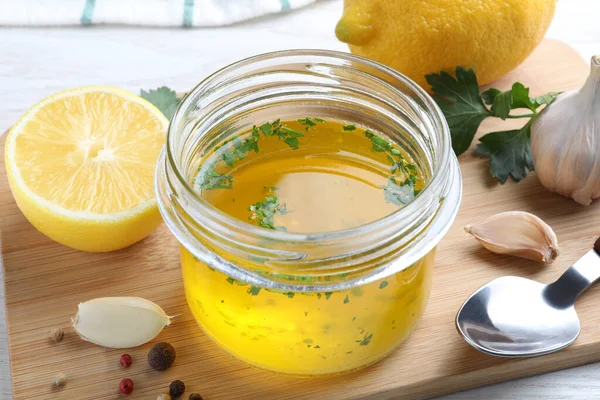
[[155, 50, 461, 376]]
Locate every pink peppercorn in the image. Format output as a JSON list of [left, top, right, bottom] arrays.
[[120, 354, 133, 368], [119, 378, 134, 395]]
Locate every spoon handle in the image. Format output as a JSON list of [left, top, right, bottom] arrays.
[[544, 238, 600, 308]]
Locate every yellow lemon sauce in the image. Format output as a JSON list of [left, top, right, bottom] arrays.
[[181, 118, 434, 375]]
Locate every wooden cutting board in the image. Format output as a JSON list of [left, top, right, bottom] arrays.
[[1, 39, 597, 400]]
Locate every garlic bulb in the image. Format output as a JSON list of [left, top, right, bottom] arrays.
[[72, 297, 172, 348], [465, 211, 559, 264], [531, 56, 600, 205]]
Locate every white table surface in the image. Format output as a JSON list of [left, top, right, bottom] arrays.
[[1, 1, 599, 398]]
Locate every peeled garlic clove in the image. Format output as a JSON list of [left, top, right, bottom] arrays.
[[72, 297, 172, 348], [531, 56, 600, 205], [465, 211, 559, 264]]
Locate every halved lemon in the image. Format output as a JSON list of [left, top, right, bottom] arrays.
[[5, 86, 168, 252]]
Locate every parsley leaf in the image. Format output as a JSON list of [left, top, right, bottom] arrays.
[[363, 130, 421, 203], [221, 135, 257, 165], [509, 82, 536, 111], [425, 67, 492, 156], [140, 87, 181, 120], [475, 120, 534, 183], [282, 128, 304, 138], [490, 89, 513, 120], [249, 194, 289, 231], [356, 332, 373, 346], [222, 151, 237, 167], [258, 119, 305, 149], [283, 137, 299, 149], [370, 135, 390, 152], [259, 122, 273, 136], [248, 286, 261, 296], [532, 92, 560, 107], [484, 83, 541, 118], [279, 127, 304, 150], [481, 88, 501, 105], [382, 176, 415, 206], [298, 117, 325, 130], [194, 166, 233, 190], [343, 124, 356, 131]]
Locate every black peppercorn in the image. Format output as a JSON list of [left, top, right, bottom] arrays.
[[189, 394, 203, 400], [148, 342, 176, 371], [169, 380, 186, 398]]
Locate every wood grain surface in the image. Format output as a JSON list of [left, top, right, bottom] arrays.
[[1, 39, 597, 400]]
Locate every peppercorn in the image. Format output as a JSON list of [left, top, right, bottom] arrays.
[[50, 328, 64, 343], [53, 372, 67, 387], [119, 378, 134, 395], [189, 394, 203, 400], [120, 354, 133, 368], [148, 342, 176, 371], [157, 394, 172, 400], [169, 380, 185, 398]]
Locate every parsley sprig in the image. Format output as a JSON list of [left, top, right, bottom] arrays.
[[425, 67, 559, 183]]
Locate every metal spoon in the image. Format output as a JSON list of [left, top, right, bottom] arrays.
[[456, 237, 600, 357]]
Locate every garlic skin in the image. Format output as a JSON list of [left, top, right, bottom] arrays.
[[531, 56, 600, 205], [465, 211, 559, 264], [72, 297, 172, 349]]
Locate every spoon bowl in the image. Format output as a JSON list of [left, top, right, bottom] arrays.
[[456, 239, 600, 357], [457, 276, 580, 357]]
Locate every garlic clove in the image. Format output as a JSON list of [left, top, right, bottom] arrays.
[[465, 211, 559, 264], [72, 297, 172, 348]]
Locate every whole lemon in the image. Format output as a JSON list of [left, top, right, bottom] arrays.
[[335, 0, 556, 89]]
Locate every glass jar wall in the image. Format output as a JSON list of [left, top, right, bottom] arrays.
[[156, 50, 461, 375]]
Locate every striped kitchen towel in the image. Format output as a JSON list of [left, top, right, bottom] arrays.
[[0, 0, 316, 27]]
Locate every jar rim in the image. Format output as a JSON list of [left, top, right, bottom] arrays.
[[165, 49, 454, 244]]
